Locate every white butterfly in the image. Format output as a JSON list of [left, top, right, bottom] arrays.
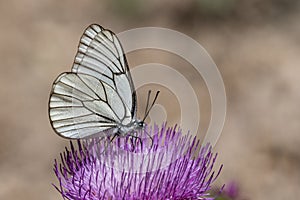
[[49, 24, 159, 140]]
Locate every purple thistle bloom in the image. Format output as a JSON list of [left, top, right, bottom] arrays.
[[216, 181, 248, 200], [224, 181, 239, 199], [53, 124, 223, 200]]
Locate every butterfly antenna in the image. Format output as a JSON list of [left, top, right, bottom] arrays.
[[142, 91, 160, 122], [144, 90, 152, 118]]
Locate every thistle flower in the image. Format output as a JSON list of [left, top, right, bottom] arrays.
[[216, 181, 247, 200], [53, 124, 223, 200]]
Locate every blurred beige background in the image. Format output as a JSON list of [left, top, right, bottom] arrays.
[[0, 0, 299, 199]]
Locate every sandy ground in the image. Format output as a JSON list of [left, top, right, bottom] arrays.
[[0, 0, 299, 199]]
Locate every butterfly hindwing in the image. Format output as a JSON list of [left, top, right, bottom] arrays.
[[49, 73, 122, 138]]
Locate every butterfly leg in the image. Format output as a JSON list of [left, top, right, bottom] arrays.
[[128, 132, 143, 151], [108, 132, 120, 148], [94, 128, 120, 155], [144, 128, 154, 149]]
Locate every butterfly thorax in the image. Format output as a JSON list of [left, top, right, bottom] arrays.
[[117, 119, 145, 137]]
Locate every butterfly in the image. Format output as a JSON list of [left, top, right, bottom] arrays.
[[48, 24, 159, 141]]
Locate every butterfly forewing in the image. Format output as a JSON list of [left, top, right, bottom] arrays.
[[72, 24, 136, 115], [49, 24, 136, 139]]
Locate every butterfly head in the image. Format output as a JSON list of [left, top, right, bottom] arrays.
[[134, 120, 145, 129]]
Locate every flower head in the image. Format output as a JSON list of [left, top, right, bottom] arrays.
[[216, 181, 247, 200], [54, 124, 223, 199]]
